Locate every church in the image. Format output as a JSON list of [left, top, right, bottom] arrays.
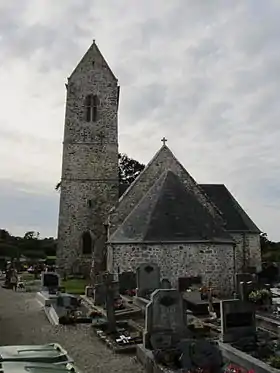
[[56, 41, 262, 295]]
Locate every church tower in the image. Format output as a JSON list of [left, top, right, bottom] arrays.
[[56, 41, 120, 275]]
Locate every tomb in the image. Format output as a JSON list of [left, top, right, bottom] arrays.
[[118, 271, 136, 295], [220, 299, 256, 343], [136, 263, 160, 299], [36, 272, 61, 307], [91, 273, 142, 353], [137, 288, 225, 372], [133, 263, 160, 313]]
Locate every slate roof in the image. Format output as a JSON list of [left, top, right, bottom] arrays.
[[199, 184, 261, 233], [110, 171, 234, 244], [110, 144, 224, 236]]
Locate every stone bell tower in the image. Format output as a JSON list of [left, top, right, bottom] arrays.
[[56, 41, 120, 276]]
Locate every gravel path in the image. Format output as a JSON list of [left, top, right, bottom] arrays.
[[0, 287, 144, 373]]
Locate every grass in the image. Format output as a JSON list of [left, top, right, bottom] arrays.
[[61, 278, 88, 295], [20, 272, 87, 295], [20, 272, 35, 281]]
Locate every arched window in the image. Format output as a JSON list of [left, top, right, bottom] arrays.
[[82, 231, 92, 255], [85, 94, 99, 122]]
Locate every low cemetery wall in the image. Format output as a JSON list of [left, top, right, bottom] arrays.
[[219, 341, 280, 373]]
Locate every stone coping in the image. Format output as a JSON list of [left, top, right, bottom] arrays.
[[36, 291, 58, 307], [133, 296, 149, 315], [137, 344, 172, 373], [92, 325, 140, 354], [218, 341, 280, 373], [137, 342, 280, 373], [81, 295, 141, 319], [44, 305, 60, 326]]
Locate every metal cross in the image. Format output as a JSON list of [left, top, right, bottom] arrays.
[[161, 137, 167, 146]]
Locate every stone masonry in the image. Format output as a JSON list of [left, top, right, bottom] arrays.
[[57, 41, 120, 275], [231, 232, 262, 273], [56, 40, 262, 287], [107, 242, 235, 296]]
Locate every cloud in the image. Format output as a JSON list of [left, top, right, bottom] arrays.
[[0, 0, 280, 240], [0, 179, 59, 237]]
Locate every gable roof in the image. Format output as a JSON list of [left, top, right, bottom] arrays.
[[68, 40, 118, 82], [109, 144, 225, 235], [199, 184, 261, 233], [110, 171, 233, 244]]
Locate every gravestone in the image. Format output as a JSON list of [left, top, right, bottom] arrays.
[[239, 281, 249, 302], [118, 271, 136, 294], [94, 273, 119, 307], [94, 283, 106, 306], [179, 340, 223, 372], [235, 273, 254, 296], [104, 273, 116, 333], [220, 299, 256, 343], [246, 266, 257, 274], [144, 289, 189, 350], [178, 276, 201, 292], [136, 263, 160, 298], [41, 272, 60, 291], [239, 281, 256, 302], [160, 278, 172, 289]]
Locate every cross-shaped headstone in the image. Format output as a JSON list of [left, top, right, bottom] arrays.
[[103, 273, 116, 333], [161, 137, 167, 146]]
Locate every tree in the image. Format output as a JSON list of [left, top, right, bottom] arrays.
[[54, 153, 145, 197], [0, 229, 10, 241], [24, 231, 39, 240], [118, 153, 145, 196], [0, 243, 20, 260]]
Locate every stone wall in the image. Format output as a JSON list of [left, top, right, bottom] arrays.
[[107, 242, 235, 295], [231, 232, 262, 273], [57, 42, 119, 274], [109, 146, 225, 236]]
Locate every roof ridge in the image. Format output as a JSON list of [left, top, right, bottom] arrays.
[[109, 170, 169, 242], [111, 145, 170, 211]]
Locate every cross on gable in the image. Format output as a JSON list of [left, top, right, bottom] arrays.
[[161, 137, 167, 146]]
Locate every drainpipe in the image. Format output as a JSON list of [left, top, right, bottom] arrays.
[[242, 232, 246, 271], [103, 223, 109, 272], [233, 243, 237, 293]]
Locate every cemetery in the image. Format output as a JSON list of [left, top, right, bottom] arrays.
[[83, 264, 280, 372], [36, 271, 90, 325], [4, 261, 280, 372], [11, 262, 280, 371]]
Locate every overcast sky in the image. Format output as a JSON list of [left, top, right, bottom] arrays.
[[0, 0, 279, 240]]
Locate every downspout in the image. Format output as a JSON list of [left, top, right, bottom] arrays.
[[242, 232, 246, 271], [233, 243, 237, 293], [103, 222, 109, 272]]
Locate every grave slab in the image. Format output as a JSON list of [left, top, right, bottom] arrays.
[[36, 291, 58, 307]]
